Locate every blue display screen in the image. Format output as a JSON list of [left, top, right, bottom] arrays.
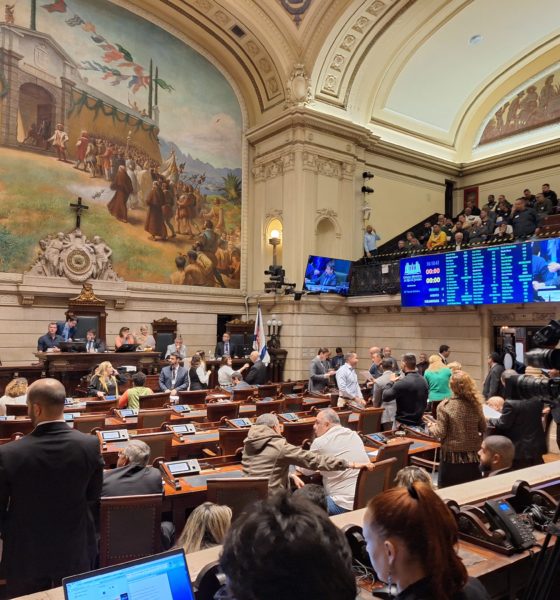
[[303, 255, 352, 296], [399, 240, 553, 307]]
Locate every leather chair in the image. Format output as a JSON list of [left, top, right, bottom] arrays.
[[99, 494, 162, 567], [282, 420, 315, 446], [283, 394, 304, 412], [73, 414, 106, 434], [131, 431, 173, 461], [138, 392, 171, 410], [217, 427, 249, 455], [194, 561, 226, 600], [206, 401, 241, 422], [255, 398, 285, 416], [353, 407, 384, 435], [177, 389, 208, 404], [230, 387, 257, 402], [353, 457, 397, 509], [0, 418, 33, 438], [136, 409, 173, 429], [337, 410, 352, 428], [84, 398, 118, 413], [206, 477, 268, 520], [376, 441, 412, 483], [279, 381, 295, 395], [256, 384, 279, 398], [5, 404, 27, 417]]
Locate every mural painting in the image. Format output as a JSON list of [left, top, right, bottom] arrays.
[[0, 0, 242, 288], [479, 67, 560, 146]]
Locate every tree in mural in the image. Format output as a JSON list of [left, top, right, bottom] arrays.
[[219, 172, 242, 205]]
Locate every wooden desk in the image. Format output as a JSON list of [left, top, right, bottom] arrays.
[[35, 351, 160, 395]]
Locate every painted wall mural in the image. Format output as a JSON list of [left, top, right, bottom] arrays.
[[478, 67, 560, 146], [0, 0, 242, 288]]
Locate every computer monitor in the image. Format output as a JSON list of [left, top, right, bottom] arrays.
[[115, 343, 140, 353], [63, 549, 195, 600]]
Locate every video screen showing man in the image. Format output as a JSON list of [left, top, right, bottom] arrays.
[[532, 239, 560, 302], [303, 256, 350, 295]]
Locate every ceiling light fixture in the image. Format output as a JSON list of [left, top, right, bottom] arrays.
[[468, 34, 483, 46]]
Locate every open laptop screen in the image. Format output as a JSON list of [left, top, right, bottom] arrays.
[[63, 550, 194, 600]]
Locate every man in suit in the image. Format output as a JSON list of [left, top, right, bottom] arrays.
[[478, 435, 515, 477], [482, 352, 505, 399], [85, 328, 106, 353], [215, 332, 237, 357], [438, 344, 450, 365], [245, 350, 268, 386], [102, 439, 174, 548], [164, 336, 188, 359], [231, 371, 253, 390], [308, 347, 336, 393], [0, 378, 103, 597], [488, 369, 547, 470], [159, 352, 190, 394], [56, 314, 78, 341], [382, 354, 428, 426]]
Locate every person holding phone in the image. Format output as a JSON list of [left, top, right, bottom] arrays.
[[88, 361, 125, 398]]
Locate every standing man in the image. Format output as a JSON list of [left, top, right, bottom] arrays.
[[56, 314, 78, 341], [335, 352, 366, 408], [85, 328, 105, 353], [215, 332, 236, 358], [292, 409, 370, 515], [363, 225, 381, 259], [368, 347, 383, 378], [159, 353, 190, 395], [382, 354, 428, 426], [482, 352, 505, 400], [308, 348, 336, 394], [372, 358, 397, 431], [37, 321, 63, 352], [48, 123, 68, 162], [438, 344, 451, 365], [0, 379, 103, 597], [330, 347, 345, 370], [382, 346, 399, 371], [511, 198, 539, 239], [245, 350, 268, 386]]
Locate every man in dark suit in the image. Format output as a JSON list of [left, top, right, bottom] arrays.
[[245, 350, 268, 386], [56, 315, 78, 341], [215, 332, 237, 357], [382, 354, 428, 426], [102, 439, 174, 548], [159, 352, 190, 394], [478, 435, 515, 477], [0, 378, 103, 598], [85, 328, 106, 353], [488, 369, 547, 470], [308, 347, 335, 393], [482, 352, 505, 399]]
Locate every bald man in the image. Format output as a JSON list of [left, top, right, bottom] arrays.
[[0, 378, 104, 597], [245, 350, 268, 386]]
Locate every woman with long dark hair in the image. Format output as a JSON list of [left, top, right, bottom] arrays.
[[427, 370, 486, 487], [363, 484, 490, 600]]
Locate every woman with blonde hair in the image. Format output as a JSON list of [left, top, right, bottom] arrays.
[[447, 361, 462, 373], [135, 324, 156, 350], [176, 502, 232, 554], [424, 354, 452, 405], [0, 377, 28, 416], [427, 370, 486, 488], [88, 361, 123, 398]]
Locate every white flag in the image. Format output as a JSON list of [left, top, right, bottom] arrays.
[[253, 304, 270, 365]]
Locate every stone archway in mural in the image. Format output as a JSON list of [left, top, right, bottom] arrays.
[[17, 83, 55, 146]]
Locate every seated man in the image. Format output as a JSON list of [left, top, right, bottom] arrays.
[[56, 315, 78, 342], [165, 336, 187, 359], [102, 440, 174, 548], [215, 332, 237, 358], [478, 435, 515, 477], [231, 371, 252, 390], [293, 409, 369, 515], [426, 224, 448, 250], [85, 328, 106, 353], [159, 353, 189, 395], [37, 322, 63, 352], [220, 492, 357, 600], [242, 413, 373, 494], [118, 371, 153, 409]]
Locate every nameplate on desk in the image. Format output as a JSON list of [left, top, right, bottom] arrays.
[[97, 429, 129, 443], [116, 409, 139, 419], [64, 413, 82, 421], [162, 459, 201, 478], [0, 416, 16, 421], [172, 404, 191, 413]]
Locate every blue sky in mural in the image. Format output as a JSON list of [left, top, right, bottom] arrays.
[[17, 0, 242, 169]]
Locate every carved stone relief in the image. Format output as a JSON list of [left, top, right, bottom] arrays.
[[285, 64, 312, 107]]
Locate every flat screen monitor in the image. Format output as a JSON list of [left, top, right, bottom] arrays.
[[399, 241, 541, 308], [303, 255, 352, 296], [63, 549, 194, 600]]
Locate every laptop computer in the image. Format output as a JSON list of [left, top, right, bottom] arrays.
[[58, 341, 87, 352], [115, 343, 140, 353], [63, 549, 195, 600]]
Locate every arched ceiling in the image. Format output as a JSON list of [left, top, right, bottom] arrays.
[[128, 0, 560, 163]]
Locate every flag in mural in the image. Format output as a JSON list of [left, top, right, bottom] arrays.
[[253, 305, 271, 365]]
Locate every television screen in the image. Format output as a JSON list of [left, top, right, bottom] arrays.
[[303, 255, 352, 296], [400, 241, 537, 307]]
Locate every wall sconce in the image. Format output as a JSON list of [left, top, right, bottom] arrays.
[[361, 171, 374, 230], [266, 313, 283, 349], [269, 229, 281, 266]]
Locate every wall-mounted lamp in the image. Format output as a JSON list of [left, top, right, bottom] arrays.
[[362, 171, 374, 179], [266, 313, 283, 349], [269, 229, 281, 266]]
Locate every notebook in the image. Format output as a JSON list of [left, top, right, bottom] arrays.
[[63, 549, 195, 600]]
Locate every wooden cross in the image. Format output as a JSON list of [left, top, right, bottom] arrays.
[[70, 197, 89, 229]]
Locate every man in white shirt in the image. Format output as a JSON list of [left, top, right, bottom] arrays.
[[293, 409, 370, 515], [335, 352, 365, 408]]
